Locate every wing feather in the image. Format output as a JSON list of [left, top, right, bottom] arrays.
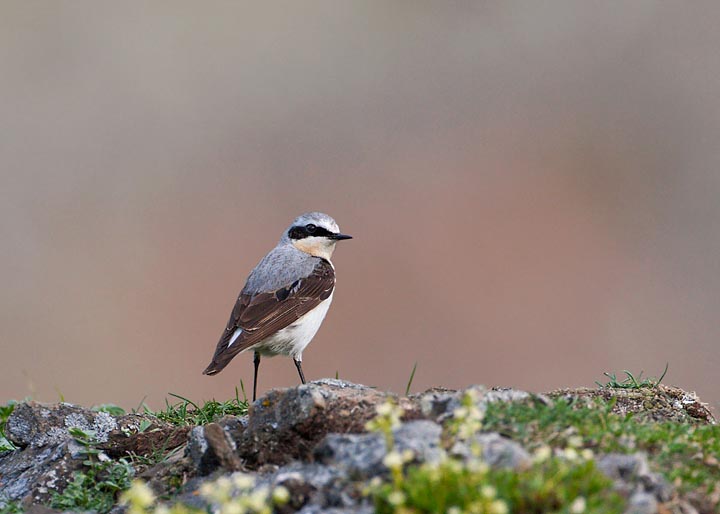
[[203, 259, 334, 375]]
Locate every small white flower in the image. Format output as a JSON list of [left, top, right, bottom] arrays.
[[387, 490, 406, 506], [490, 499, 509, 514], [383, 451, 404, 469], [447, 507, 462, 514], [533, 445, 552, 462], [570, 496, 586, 513], [220, 502, 245, 514], [567, 435, 583, 448], [563, 448, 579, 461], [401, 449, 415, 463], [481, 485, 497, 499], [581, 448, 594, 460], [376, 402, 394, 416], [453, 407, 469, 419], [231, 472, 256, 490], [246, 487, 270, 511]]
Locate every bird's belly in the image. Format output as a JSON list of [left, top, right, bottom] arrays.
[[253, 293, 334, 358]]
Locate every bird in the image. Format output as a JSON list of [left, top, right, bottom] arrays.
[[203, 212, 352, 401]]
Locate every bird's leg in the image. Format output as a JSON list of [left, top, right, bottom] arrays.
[[293, 358, 307, 384], [253, 352, 261, 402]]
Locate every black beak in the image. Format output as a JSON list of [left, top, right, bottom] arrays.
[[330, 233, 353, 241]]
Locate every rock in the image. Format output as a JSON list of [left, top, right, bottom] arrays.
[[313, 432, 385, 479], [451, 432, 532, 470], [415, 385, 550, 423], [0, 440, 84, 506], [5, 402, 117, 448], [548, 385, 716, 425], [625, 491, 658, 514], [597, 453, 672, 503], [0, 401, 188, 507], [237, 380, 422, 467], [186, 423, 242, 475], [314, 420, 442, 479]]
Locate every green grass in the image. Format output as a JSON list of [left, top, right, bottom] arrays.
[[596, 364, 669, 389], [405, 362, 418, 396], [147, 388, 248, 426], [481, 396, 720, 496]]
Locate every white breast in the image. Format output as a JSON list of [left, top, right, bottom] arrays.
[[252, 292, 334, 360]]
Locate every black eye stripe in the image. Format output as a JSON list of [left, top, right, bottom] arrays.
[[288, 225, 335, 240]]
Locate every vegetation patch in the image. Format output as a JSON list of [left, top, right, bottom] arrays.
[[481, 395, 720, 508], [49, 427, 134, 513], [149, 390, 248, 426]]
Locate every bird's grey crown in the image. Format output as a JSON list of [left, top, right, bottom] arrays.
[[279, 212, 340, 243]]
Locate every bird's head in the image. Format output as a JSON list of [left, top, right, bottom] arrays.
[[283, 212, 352, 260]]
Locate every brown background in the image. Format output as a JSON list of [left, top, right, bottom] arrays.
[[2, 2, 719, 411]]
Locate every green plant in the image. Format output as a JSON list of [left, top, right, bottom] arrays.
[[481, 396, 720, 498], [596, 363, 668, 389], [92, 404, 127, 416], [0, 499, 23, 514], [365, 392, 625, 513], [405, 362, 418, 396], [150, 389, 248, 426], [0, 401, 17, 453], [121, 473, 291, 514], [50, 426, 134, 513]]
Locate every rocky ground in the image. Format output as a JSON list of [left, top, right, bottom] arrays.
[[0, 380, 717, 514]]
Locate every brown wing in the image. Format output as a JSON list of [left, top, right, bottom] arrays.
[[203, 259, 334, 375]]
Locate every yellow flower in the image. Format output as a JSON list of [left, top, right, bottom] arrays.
[[120, 480, 155, 512], [272, 486, 290, 505]]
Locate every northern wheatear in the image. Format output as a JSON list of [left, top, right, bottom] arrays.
[[203, 212, 352, 401]]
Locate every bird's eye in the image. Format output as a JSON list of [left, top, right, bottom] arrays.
[[305, 224, 317, 233]]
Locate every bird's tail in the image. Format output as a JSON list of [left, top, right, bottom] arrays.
[[202, 363, 222, 375], [202, 344, 242, 375]]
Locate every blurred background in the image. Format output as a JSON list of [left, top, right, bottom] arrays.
[[1, 2, 719, 411]]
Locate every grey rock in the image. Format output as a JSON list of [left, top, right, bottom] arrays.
[[271, 462, 346, 491], [314, 420, 442, 479], [451, 432, 531, 470], [0, 439, 85, 506], [394, 420, 444, 464], [597, 453, 672, 503], [416, 385, 549, 423], [625, 491, 658, 514], [313, 432, 385, 479], [0, 402, 186, 507]]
